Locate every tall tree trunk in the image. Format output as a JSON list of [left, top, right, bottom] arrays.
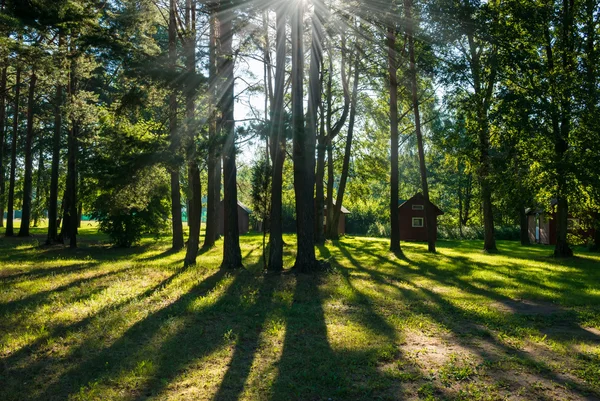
[[323, 35, 350, 241], [47, 35, 63, 243], [268, 5, 287, 271], [307, 0, 324, 245], [0, 63, 6, 228], [387, 26, 401, 253], [184, 0, 201, 266], [33, 140, 44, 227], [5, 65, 20, 237], [203, 11, 219, 250], [291, 3, 317, 271], [329, 36, 360, 240], [61, 40, 78, 248], [467, 30, 497, 253], [219, 4, 243, 269], [554, 0, 574, 258], [19, 70, 37, 236], [169, 0, 184, 251], [406, 0, 435, 252]]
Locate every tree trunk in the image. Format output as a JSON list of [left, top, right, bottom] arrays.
[[219, 4, 243, 269], [268, 5, 286, 271], [405, 0, 435, 252], [61, 41, 79, 248], [291, 3, 317, 272], [169, 0, 184, 251], [19, 70, 37, 236], [33, 139, 44, 227], [0, 64, 6, 228], [307, 0, 324, 245], [47, 37, 63, 243], [203, 11, 219, 250], [387, 26, 401, 253], [329, 38, 360, 240], [184, 0, 201, 266], [5, 65, 20, 237]]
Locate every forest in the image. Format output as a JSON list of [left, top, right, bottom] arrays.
[[2, 1, 600, 400], [0, 0, 599, 265]]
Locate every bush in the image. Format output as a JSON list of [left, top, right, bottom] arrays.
[[438, 225, 520, 241], [92, 166, 170, 247]]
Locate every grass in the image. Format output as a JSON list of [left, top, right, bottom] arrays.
[[1, 225, 599, 400]]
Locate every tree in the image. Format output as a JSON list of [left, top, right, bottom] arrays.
[[219, 0, 243, 269], [184, 0, 202, 267], [387, 22, 401, 253], [268, 1, 287, 271], [291, 1, 318, 271]]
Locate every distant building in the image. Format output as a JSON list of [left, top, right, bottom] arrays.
[[218, 200, 251, 235], [323, 200, 351, 235], [526, 200, 595, 245], [398, 193, 444, 242]]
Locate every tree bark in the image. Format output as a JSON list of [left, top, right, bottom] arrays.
[[405, 0, 435, 252], [219, 3, 243, 269], [47, 34, 64, 243], [268, 5, 287, 271], [0, 64, 6, 228], [19, 70, 37, 236], [553, 0, 574, 258], [307, 0, 324, 245], [329, 36, 360, 240], [33, 139, 44, 227], [169, 0, 184, 251], [5, 65, 20, 237], [387, 26, 401, 253], [203, 11, 219, 250], [184, 0, 201, 266], [291, 3, 318, 271], [519, 205, 530, 246]]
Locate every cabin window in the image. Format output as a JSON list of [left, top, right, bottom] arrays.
[[412, 217, 424, 227], [412, 204, 424, 210]]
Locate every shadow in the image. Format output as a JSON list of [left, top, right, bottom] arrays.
[[269, 271, 406, 401], [212, 274, 278, 401], [333, 240, 600, 399]]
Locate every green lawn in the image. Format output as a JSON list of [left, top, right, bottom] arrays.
[[1, 227, 599, 400]]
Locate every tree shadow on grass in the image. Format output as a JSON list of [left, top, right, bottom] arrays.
[[268, 270, 408, 401], [333, 240, 600, 399], [27, 267, 236, 401], [0, 265, 191, 386]]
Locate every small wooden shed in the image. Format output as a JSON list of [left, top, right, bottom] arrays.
[[219, 200, 251, 235], [323, 200, 351, 235], [398, 193, 444, 241], [526, 201, 595, 245]]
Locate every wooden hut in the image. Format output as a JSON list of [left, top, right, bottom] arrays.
[[219, 200, 251, 235], [526, 201, 595, 245], [323, 200, 351, 235], [398, 193, 444, 241]]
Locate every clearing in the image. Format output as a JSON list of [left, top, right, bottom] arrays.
[[1, 227, 599, 400]]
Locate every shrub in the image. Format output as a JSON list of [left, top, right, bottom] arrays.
[[92, 166, 170, 247]]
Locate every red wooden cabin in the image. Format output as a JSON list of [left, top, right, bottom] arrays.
[[398, 193, 444, 241]]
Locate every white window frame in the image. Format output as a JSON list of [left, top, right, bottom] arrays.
[[412, 204, 424, 210], [412, 217, 424, 227]]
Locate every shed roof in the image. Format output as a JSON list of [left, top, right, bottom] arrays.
[[220, 200, 252, 214], [324, 199, 350, 214], [398, 193, 444, 215]]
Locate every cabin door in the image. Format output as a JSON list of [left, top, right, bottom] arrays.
[[535, 215, 540, 243]]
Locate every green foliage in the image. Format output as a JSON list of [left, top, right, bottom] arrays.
[[250, 157, 271, 229], [92, 166, 170, 247]]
